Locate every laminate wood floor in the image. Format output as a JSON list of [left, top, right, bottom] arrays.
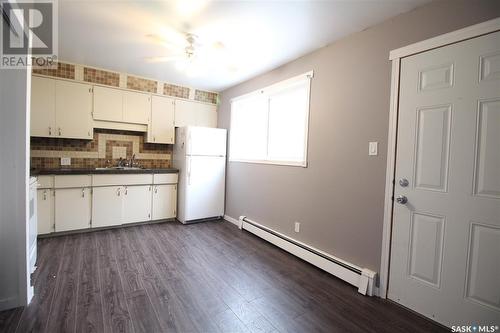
[[0, 220, 446, 333]]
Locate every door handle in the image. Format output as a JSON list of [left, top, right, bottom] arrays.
[[396, 195, 408, 204]]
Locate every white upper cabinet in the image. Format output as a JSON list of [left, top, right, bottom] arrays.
[[197, 103, 218, 127], [93, 85, 123, 122], [148, 95, 175, 144], [174, 99, 197, 127], [31, 76, 93, 139], [94, 86, 151, 125], [174, 99, 217, 128], [55, 80, 93, 139], [31, 76, 56, 137], [123, 90, 150, 124]]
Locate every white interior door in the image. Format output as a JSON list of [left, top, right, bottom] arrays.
[[389, 31, 500, 327], [184, 156, 225, 222]]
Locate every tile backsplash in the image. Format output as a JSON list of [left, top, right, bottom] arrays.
[[31, 129, 172, 170]]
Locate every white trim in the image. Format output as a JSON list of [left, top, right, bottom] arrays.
[[223, 215, 240, 227], [379, 59, 401, 299], [228, 158, 307, 168], [229, 72, 312, 167], [238, 216, 376, 296], [381, 19, 500, 300], [389, 17, 500, 60], [230, 70, 314, 103]]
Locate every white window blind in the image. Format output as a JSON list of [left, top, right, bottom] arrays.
[[229, 71, 312, 167]]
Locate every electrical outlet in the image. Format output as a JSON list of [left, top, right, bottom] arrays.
[[294, 222, 300, 233], [61, 157, 71, 166]]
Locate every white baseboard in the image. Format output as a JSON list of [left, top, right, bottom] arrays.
[[227, 215, 377, 296], [0, 296, 19, 312], [223, 215, 242, 228]]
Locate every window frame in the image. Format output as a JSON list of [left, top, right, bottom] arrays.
[[229, 70, 313, 168]]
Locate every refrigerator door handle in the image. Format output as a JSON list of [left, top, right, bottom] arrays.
[[187, 157, 192, 186]]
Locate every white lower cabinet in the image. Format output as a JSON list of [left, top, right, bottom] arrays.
[[55, 188, 92, 232], [123, 185, 152, 224], [37, 189, 54, 234], [36, 173, 178, 234], [92, 186, 123, 228], [152, 184, 177, 220]]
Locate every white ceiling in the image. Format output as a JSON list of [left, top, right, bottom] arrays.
[[59, 0, 431, 92]]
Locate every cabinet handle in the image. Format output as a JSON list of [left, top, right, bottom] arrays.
[[48, 127, 52, 136], [58, 128, 62, 136], [149, 186, 151, 191], [82, 188, 85, 198], [154, 186, 158, 194], [117, 188, 121, 196], [125, 186, 128, 195], [43, 190, 47, 200]]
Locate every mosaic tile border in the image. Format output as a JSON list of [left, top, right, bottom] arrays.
[[34, 61, 218, 104]]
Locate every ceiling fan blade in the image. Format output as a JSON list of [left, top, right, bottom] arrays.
[[144, 55, 183, 63]]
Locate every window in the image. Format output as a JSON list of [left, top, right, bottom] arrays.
[[229, 71, 312, 167]]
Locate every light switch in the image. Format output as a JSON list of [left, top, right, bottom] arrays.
[[369, 142, 378, 156], [61, 157, 71, 166]]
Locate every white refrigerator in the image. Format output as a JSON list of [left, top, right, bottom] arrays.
[[173, 127, 227, 224]]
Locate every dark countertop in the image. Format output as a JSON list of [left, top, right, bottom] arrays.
[[31, 168, 179, 176]]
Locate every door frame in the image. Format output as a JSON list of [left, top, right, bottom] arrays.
[[379, 17, 500, 299]]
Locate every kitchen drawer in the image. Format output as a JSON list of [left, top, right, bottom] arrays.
[[54, 175, 91, 188], [92, 174, 153, 187], [153, 173, 178, 185], [37, 175, 54, 189]]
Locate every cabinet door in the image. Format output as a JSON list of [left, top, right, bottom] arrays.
[[123, 91, 150, 124], [196, 103, 217, 128], [31, 76, 56, 137], [92, 186, 123, 228], [37, 189, 54, 234], [55, 80, 93, 139], [174, 99, 197, 127], [149, 95, 175, 144], [93, 86, 123, 122], [123, 185, 152, 224], [152, 184, 177, 220], [55, 188, 91, 232]]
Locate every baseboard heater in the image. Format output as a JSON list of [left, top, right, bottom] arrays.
[[236, 216, 377, 296]]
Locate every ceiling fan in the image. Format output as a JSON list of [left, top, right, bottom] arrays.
[[144, 29, 236, 75]]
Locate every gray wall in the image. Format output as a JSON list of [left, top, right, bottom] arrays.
[[218, 0, 500, 272]]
